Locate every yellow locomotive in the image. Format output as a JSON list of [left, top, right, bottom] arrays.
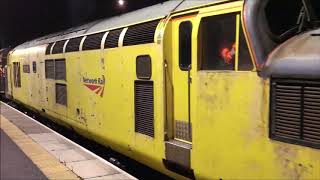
[[3, 0, 320, 179]]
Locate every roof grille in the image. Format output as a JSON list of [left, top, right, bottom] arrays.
[[83, 32, 105, 51], [52, 40, 67, 54], [45, 43, 54, 55], [105, 29, 122, 49], [124, 20, 159, 46], [134, 80, 154, 137], [65, 37, 83, 53], [270, 79, 320, 149]]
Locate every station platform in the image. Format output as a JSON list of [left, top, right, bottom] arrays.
[[0, 102, 136, 180]]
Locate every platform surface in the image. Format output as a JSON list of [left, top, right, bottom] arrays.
[[1, 129, 48, 180], [0, 102, 136, 180]]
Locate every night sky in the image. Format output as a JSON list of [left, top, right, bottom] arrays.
[[0, 0, 167, 49]]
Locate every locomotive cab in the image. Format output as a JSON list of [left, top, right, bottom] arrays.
[[163, 0, 320, 178], [244, 0, 320, 69], [244, 0, 320, 149]]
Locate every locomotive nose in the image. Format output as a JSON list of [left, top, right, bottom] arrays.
[[262, 28, 320, 79]]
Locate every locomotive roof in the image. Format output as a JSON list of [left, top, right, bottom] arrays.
[[15, 0, 224, 50]]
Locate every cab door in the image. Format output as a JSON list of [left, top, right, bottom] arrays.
[[163, 14, 197, 174], [29, 54, 41, 108], [171, 16, 196, 143], [38, 58, 46, 109]]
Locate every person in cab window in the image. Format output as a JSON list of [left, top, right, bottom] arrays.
[[211, 35, 235, 70], [208, 16, 236, 70], [200, 13, 237, 70], [220, 42, 236, 68]]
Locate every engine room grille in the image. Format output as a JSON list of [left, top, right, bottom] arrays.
[[123, 20, 159, 46], [105, 29, 122, 49], [46, 43, 54, 55], [83, 32, 105, 51], [270, 79, 320, 149], [54, 59, 66, 80], [13, 62, 21, 87], [52, 40, 67, 54], [56, 83, 67, 106], [45, 60, 54, 79], [65, 37, 82, 52], [134, 80, 154, 137]]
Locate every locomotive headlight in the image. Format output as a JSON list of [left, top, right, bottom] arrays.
[[118, 0, 125, 6]]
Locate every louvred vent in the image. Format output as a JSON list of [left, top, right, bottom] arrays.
[[46, 43, 54, 55], [83, 32, 105, 51], [66, 37, 83, 52], [52, 40, 67, 54], [105, 29, 123, 49], [55, 59, 66, 80], [123, 20, 159, 46], [270, 79, 320, 149], [56, 83, 67, 106], [134, 80, 154, 137], [45, 60, 54, 79]]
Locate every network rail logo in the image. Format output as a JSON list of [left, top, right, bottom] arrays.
[[83, 75, 105, 97]]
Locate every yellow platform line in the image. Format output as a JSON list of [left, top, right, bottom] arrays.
[[0, 115, 80, 180]]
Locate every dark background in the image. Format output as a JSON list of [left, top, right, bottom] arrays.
[[0, 0, 167, 49]]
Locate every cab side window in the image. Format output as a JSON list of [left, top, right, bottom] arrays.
[[199, 13, 236, 70], [198, 13, 253, 71], [238, 24, 254, 71]]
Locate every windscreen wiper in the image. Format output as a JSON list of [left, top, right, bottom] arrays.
[[297, 0, 318, 32], [302, 0, 317, 22], [297, 6, 307, 33]]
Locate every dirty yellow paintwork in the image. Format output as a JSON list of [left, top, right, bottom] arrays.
[[7, 0, 320, 179]]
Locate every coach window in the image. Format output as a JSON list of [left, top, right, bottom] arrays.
[[199, 12, 254, 71], [179, 21, 192, 71], [13, 62, 21, 87], [32, 61, 37, 73]]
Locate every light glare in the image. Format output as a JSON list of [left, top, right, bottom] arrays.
[[118, 0, 124, 6]]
